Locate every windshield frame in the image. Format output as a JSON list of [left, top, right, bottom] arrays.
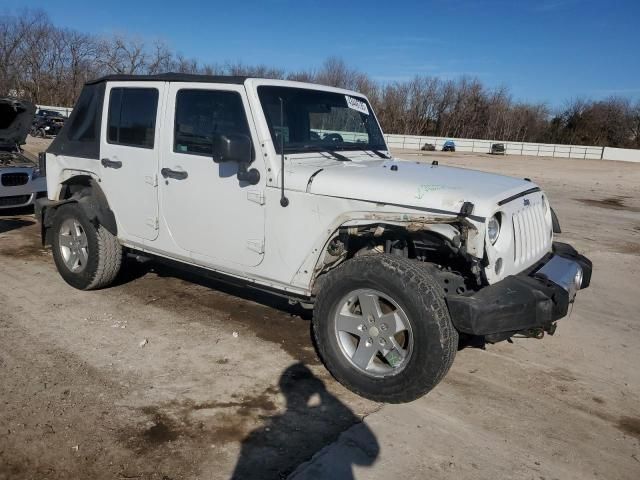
[[256, 84, 388, 155]]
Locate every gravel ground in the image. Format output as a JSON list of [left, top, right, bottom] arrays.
[[1, 138, 639, 479]]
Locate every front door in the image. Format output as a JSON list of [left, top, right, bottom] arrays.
[[99, 82, 163, 241], [160, 83, 266, 268]]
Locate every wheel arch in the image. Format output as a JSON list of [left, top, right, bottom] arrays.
[[298, 215, 464, 296], [39, 175, 118, 246]]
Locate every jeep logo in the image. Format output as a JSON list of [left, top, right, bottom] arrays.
[[523, 198, 531, 207]]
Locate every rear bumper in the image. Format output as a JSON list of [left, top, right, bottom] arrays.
[[446, 242, 592, 341]]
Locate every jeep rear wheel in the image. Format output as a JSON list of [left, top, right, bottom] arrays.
[[313, 254, 458, 403], [51, 204, 122, 290]]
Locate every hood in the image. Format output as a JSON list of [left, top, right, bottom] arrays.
[[0, 97, 36, 149], [285, 156, 536, 218]]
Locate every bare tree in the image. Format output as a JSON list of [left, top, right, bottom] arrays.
[[97, 35, 147, 74]]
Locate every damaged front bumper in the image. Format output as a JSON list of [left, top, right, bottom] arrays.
[[446, 242, 592, 342]]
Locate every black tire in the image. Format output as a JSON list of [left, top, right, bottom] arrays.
[[313, 254, 458, 403], [51, 203, 123, 290]]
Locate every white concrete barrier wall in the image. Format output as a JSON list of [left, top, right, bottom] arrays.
[[602, 147, 640, 163], [385, 134, 640, 162], [36, 104, 72, 117]]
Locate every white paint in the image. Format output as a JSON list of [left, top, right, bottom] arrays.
[[46, 78, 561, 294], [159, 81, 266, 268], [291, 157, 532, 218], [99, 81, 164, 241]]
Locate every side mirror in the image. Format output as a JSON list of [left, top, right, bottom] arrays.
[[211, 132, 260, 185], [212, 133, 252, 164]]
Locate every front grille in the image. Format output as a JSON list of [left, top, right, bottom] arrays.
[[1, 172, 29, 186], [512, 199, 551, 267], [0, 194, 30, 206]]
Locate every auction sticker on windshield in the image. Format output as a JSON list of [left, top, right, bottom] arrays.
[[345, 96, 369, 115]]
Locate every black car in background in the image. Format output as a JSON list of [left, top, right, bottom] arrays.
[[442, 140, 456, 152], [31, 109, 65, 137], [490, 143, 506, 155]]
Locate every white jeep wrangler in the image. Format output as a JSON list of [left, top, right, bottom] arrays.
[[36, 73, 591, 403]]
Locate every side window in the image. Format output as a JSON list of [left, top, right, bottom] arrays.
[[174, 89, 251, 156], [107, 88, 159, 148], [67, 85, 101, 142]]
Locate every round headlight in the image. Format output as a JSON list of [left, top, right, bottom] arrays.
[[487, 215, 501, 244]]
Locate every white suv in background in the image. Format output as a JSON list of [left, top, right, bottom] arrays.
[[36, 73, 592, 403]]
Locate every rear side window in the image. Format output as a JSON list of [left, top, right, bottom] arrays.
[[174, 89, 250, 156], [68, 85, 101, 142], [107, 88, 159, 148]]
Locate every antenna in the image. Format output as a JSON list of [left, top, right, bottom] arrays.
[[279, 96, 289, 207]]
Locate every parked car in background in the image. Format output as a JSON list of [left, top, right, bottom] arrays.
[[442, 140, 456, 152], [31, 110, 65, 137], [421, 143, 436, 151], [36, 109, 66, 119], [491, 143, 506, 155], [0, 97, 47, 209]]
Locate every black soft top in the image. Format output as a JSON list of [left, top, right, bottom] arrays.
[[49, 73, 268, 159], [86, 72, 250, 85]]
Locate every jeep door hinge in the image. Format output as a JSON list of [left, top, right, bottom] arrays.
[[146, 217, 159, 230], [145, 174, 158, 187], [247, 190, 265, 205], [246, 239, 264, 254]]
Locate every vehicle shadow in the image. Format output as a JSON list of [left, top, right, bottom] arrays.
[[231, 362, 379, 479], [457, 333, 487, 350], [0, 213, 35, 234], [115, 257, 312, 320]]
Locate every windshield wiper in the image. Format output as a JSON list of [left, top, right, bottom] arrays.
[[371, 149, 391, 159], [285, 144, 351, 161], [338, 145, 391, 159]]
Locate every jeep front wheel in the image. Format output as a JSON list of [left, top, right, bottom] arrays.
[[313, 254, 458, 403], [51, 204, 123, 290]]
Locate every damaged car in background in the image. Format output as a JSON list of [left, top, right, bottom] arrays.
[[36, 74, 592, 403], [30, 109, 66, 138], [0, 97, 46, 210]]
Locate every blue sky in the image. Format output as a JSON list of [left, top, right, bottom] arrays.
[[2, 0, 638, 106]]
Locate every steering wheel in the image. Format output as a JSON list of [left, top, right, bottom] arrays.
[[323, 133, 344, 143]]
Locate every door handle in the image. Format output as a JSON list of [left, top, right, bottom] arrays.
[[101, 158, 122, 169], [161, 167, 188, 180]]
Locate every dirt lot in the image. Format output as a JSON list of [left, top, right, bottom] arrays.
[[1, 139, 639, 479]]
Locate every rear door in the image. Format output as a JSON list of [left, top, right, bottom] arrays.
[[99, 82, 164, 241]]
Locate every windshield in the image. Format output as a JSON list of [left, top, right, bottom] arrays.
[[257, 86, 386, 154]]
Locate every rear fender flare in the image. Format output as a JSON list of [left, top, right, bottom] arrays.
[[38, 179, 117, 245]]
